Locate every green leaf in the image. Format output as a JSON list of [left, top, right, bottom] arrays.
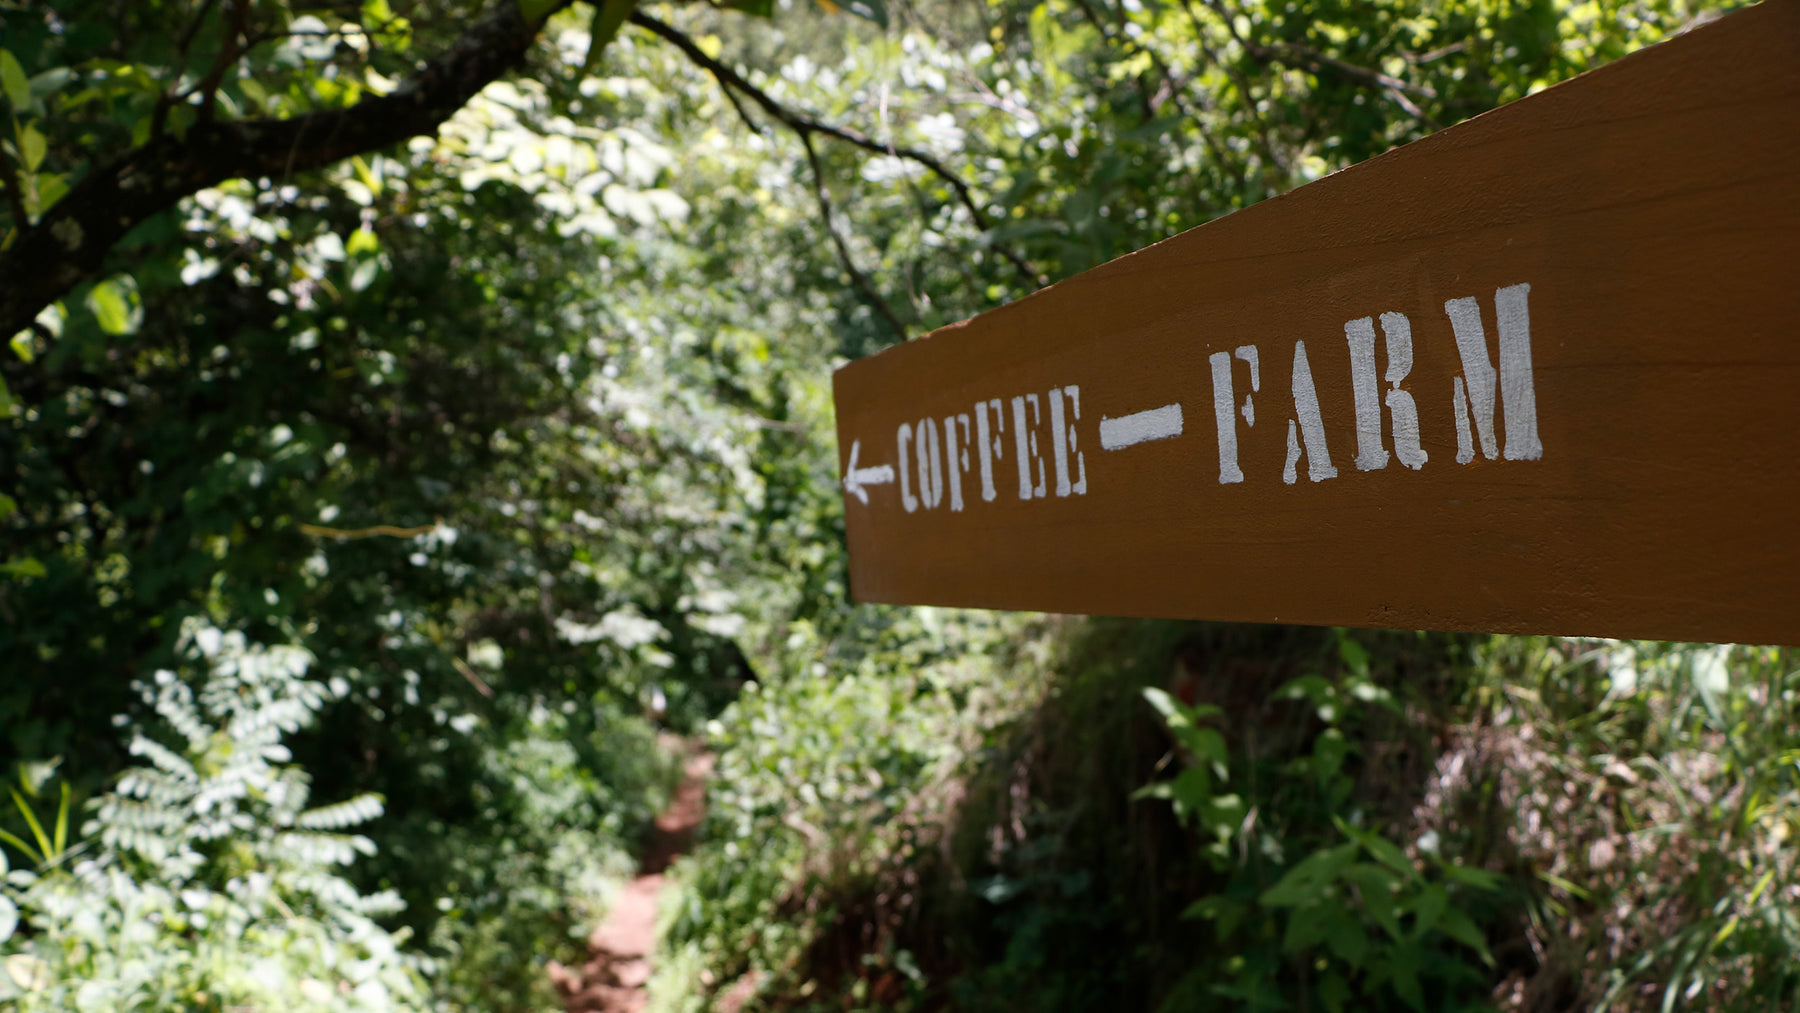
[[351, 156, 384, 199], [583, 0, 636, 75], [1325, 913, 1368, 967], [85, 277, 136, 335], [53, 782, 68, 858], [971, 875, 1022, 904], [350, 257, 381, 292], [1180, 893, 1246, 933], [0, 828, 34, 859], [31, 172, 66, 214], [1436, 907, 1494, 966], [20, 759, 61, 798], [1364, 833, 1415, 879], [1204, 791, 1246, 834], [1335, 817, 1416, 880], [28, 68, 74, 103], [237, 76, 269, 110], [1129, 781, 1172, 802], [346, 226, 380, 257], [1141, 685, 1181, 721], [517, 0, 561, 24], [1283, 902, 1332, 953], [8, 331, 31, 363], [1409, 882, 1447, 938], [726, 0, 776, 17], [0, 493, 15, 520], [1337, 633, 1370, 677], [0, 557, 44, 580], [1142, 685, 1221, 725], [1385, 942, 1426, 1012], [1442, 863, 1503, 892], [1190, 727, 1227, 775], [1343, 863, 1403, 940], [1261, 842, 1357, 907], [1318, 971, 1351, 1013], [10, 789, 50, 862], [823, 0, 888, 26], [1275, 673, 1333, 705], [17, 124, 44, 172], [1312, 727, 1349, 779], [0, 50, 27, 111]]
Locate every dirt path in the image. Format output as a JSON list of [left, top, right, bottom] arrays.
[[550, 747, 714, 1013]]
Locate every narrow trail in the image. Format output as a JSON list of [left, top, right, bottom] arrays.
[[551, 746, 714, 1013]]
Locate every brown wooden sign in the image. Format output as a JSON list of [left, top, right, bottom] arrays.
[[831, 0, 1800, 645]]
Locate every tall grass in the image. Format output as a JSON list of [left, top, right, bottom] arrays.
[[1453, 639, 1800, 1011]]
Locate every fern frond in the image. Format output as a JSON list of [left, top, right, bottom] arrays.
[[294, 794, 384, 831]]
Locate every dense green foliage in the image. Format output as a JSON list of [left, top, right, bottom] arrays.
[[661, 622, 1800, 1011], [1, 0, 1784, 1010], [0, 622, 427, 1012]]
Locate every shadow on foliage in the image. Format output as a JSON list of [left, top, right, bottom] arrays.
[[792, 618, 1517, 1012]]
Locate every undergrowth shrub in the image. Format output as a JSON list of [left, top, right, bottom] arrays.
[[1440, 639, 1800, 1011], [1144, 659, 1502, 1013], [649, 608, 1046, 1012], [427, 695, 676, 1012], [927, 620, 1499, 1013], [637, 620, 1800, 1013], [0, 620, 426, 1012]]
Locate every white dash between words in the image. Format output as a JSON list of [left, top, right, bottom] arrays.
[[1098, 403, 1185, 450]]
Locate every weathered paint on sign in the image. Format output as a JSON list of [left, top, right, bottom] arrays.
[[830, 0, 1800, 644]]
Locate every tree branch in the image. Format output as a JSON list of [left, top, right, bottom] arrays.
[[631, 11, 1044, 289], [1262, 38, 1437, 123], [1176, 0, 1288, 184], [801, 132, 908, 342], [712, 75, 761, 136], [154, 0, 224, 138], [0, 0, 576, 341], [175, 0, 226, 60], [153, 0, 225, 138], [196, 0, 253, 124], [1067, 0, 1257, 193], [1201, 0, 1437, 127]]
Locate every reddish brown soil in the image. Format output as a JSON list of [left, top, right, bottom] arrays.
[[550, 748, 714, 1013]]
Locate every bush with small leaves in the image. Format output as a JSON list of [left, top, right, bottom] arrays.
[[0, 619, 427, 1013]]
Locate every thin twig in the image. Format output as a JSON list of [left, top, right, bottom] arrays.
[[175, 0, 226, 59], [153, 0, 226, 138], [631, 11, 1044, 288], [1407, 41, 1465, 64], [949, 80, 1037, 125], [1067, 0, 1254, 191], [452, 656, 496, 698], [1266, 39, 1436, 123], [746, 415, 807, 434], [713, 79, 760, 135], [801, 131, 907, 342], [1201, 0, 1437, 127], [196, 0, 251, 124], [1177, 0, 1288, 181], [299, 520, 441, 539]]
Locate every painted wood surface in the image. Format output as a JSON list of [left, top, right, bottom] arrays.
[[831, 0, 1800, 644]]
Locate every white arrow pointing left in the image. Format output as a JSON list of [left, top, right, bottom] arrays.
[[842, 440, 897, 505]]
